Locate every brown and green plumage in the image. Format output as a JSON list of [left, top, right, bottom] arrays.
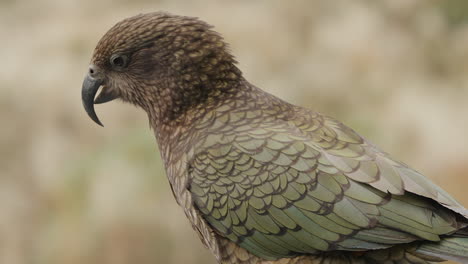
[[82, 12, 468, 263]]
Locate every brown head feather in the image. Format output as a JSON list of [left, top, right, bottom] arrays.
[[90, 12, 242, 125]]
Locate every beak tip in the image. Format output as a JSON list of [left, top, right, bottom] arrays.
[[96, 120, 104, 127], [83, 106, 105, 127]]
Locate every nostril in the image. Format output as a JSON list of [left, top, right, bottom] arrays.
[[88, 65, 98, 76]]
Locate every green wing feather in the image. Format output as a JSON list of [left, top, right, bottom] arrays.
[[189, 110, 465, 260]]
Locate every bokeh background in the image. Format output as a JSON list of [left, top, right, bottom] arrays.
[[2, 0, 468, 263]]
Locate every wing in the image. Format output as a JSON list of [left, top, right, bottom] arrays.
[[188, 111, 466, 260]]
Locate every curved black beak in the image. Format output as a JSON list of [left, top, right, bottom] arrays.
[[82, 74, 104, 126]]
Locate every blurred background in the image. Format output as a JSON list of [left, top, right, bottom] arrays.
[[1, 0, 468, 263]]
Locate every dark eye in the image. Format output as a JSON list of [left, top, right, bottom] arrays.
[[110, 54, 129, 69]]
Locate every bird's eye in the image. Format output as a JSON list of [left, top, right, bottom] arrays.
[[110, 54, 129, 69]]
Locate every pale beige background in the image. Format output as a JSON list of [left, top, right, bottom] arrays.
[[1, 0, 468, 263]]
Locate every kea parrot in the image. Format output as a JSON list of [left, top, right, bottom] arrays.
[[81, 12, 468, 263]]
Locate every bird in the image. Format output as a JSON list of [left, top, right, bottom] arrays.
[[81, 12, 468, 263]]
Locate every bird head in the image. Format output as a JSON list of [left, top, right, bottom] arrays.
[[82, 12, 241, 126]]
